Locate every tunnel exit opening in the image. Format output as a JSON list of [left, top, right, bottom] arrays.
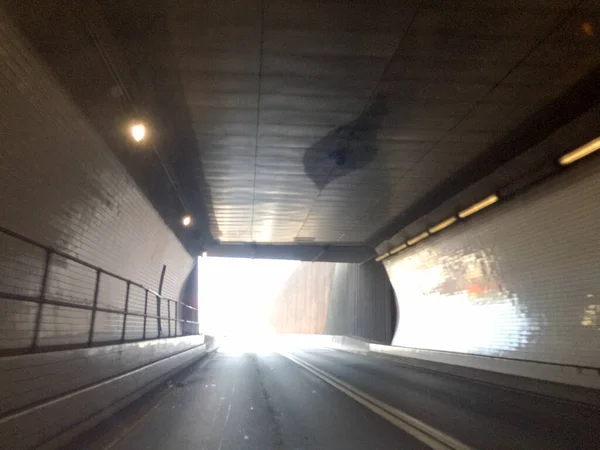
[[197, 256, 299, 352]]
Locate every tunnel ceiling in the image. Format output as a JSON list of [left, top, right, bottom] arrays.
[[3, 0, 599, 262]]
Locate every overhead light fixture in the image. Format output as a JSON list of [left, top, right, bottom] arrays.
[[181, 215, 192, 227], [407, 232, 429, 246], [131, 123, 146, 142], [458, 195, 499, 219], [429, 217, 457, 234], [389, 243, 407, 255], [558, 137, 600, 166], [375, 252, 389, 262], [202, 251, 208, 258]]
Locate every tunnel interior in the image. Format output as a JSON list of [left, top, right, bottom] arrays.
[[1, 0, 600, 448]]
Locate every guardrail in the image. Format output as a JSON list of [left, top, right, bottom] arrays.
[[0, 225, 199, 356]]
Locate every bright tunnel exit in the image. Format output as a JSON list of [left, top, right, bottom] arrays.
[[197, 256, 299, 347]]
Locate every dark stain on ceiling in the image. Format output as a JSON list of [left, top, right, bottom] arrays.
[[304, 94, 387, 190]]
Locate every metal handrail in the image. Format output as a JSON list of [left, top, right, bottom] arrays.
[[0, 225, 199, 355]]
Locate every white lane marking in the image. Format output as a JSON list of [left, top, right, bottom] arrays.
[[281, 352, 473, 450], [217, 384, 236, 450]]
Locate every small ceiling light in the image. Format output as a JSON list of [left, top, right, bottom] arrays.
[[558, 137, 600, 166], [181, 215, 192, 227], [407, 232, 429, 246], [131, 123, 146, 142], [202, 251, 208, 258], [458, 195, 499, 219], [429, 217, 457, 234], [375, 252, 389, 262], [389, 243, 407, 255]]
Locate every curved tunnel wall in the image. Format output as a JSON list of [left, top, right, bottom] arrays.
[[384, 156, 600, 369], [272, 261, 395, 344], [0, 11, 193, 351], [324, 262, 395, 344]]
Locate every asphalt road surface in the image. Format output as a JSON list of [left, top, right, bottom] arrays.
[[293, 348, 600, 450], [69, 348, 600, 450]]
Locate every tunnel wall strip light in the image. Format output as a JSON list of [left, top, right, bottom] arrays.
[[458, 194, 499, 219], [558, 137, 600, 166], [376, 192, 501, 263], [375, 252, 390, 262], [389, 243, 407, 255], [377, 133, 600, 264], [407, 232, 429, 246], [428, 217, 457, 234]]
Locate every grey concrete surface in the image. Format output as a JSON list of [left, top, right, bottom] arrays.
[[69, 350, 428, 450], [0, 342, 208, 450], [0, 336, 205, 415]]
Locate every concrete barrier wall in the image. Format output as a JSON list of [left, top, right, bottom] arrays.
[[0, 336, 207, 449], [287, 334, 600, 390], [367, 343, 600, 391]]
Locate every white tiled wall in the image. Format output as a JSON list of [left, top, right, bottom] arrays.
[[0, 9, 194, 350], [384, 157, 600, 369]]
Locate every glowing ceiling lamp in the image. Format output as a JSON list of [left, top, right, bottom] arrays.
[[131, 123, 146, 142], [181, 215, 192, 227]]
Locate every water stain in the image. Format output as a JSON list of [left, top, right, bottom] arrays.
[[303, 94, 387, 190]]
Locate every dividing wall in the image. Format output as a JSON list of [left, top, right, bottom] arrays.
[[324, 262, 396, 344], [273, 261, 395, 344]]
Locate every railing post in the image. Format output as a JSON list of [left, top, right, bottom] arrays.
[[156, 265, 166, 337], [142, 289, 148, 340], [175, 302, 178, 337], [31, 250, 52, 351], [167, 299, 171, 337], [88, 270, 101, 347], [121, 281, 130, 342]]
